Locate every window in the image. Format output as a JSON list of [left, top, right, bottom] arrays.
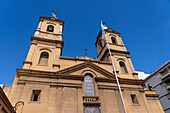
[[84, 107, 101, 113], [160, 82, 166, 88], [165, 81, 170, 87], [47, 25, 54, 32], [30, 90, 41, 101], [39, 52, 49, 65], [98, 40, 102, 48], [111, 37, 117, 44], [131, 94, 139, 104], [84, 75, 95, 96], [167, 94, 170, 100], [119, 61, 128, 74], [160, 69, 169, 77], [97, 40, 103, 54]]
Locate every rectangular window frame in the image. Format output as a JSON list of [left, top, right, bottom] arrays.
[[167, 94, 170, 100], [130, 94, 139, 105], [30, 90, 41, 102]]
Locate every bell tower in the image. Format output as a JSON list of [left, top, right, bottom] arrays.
[[95, 27, 138, 79], [23, 14, 64, 71]]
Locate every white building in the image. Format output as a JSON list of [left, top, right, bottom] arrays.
[[144, 60, 170, 113], [136, 71, 150, 80]]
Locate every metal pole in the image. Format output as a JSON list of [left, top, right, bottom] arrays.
[[101, 20, 127, 113], [105, 37, 127, 113]]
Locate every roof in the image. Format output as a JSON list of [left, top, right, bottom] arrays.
[[145, 60, 170, 80], [95, 28, 121, 46], [0, 87, 16, 113], [39, 16, 64, 24]]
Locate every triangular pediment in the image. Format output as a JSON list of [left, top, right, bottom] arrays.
[[56, 61, 116, 79]]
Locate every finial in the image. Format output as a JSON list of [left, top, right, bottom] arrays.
[[83, 48, 88, 57], [52, 11, 57, 19]]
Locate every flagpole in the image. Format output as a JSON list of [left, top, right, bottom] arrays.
[[101, 20, 127, 113]]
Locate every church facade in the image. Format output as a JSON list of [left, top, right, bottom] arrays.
[[5, 15, 164, 113]]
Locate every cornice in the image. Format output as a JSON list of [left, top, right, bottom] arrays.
[[98, 47, 130, 61], [39, 16, 64, 24], [17, 68, 144, 85], [95, 77, 144, 85], [145, 94, 159, 97], [31, 36, 64, 46], [97, 41, 130, 60], [56, 61, 115, 79], [0, 87, 16, 113], [35, 30, 63, 36], [23, 61, 32, 65], [60, 56, 112, 65], [17, 68, 84, 80], [53, 64, 60, 68], [17, 79, 82, 88], [145, 60, 170, 80], [98, 85, 144, 91], [95, 28, 121, 45]]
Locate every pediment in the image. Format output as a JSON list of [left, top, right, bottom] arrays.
[[56, 61, 116, 79]]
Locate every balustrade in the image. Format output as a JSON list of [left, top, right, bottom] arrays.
[[83, 96, 100, 107]]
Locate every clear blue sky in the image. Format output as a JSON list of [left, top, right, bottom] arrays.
[[0, 0, 170, 85]]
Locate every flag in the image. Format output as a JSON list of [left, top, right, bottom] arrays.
[[101, 20, 105, 40]]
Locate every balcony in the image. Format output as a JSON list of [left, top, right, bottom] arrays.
[[167, 85, 170, 90], [83, 96, 100, 107], [161, 69, 170, 80]]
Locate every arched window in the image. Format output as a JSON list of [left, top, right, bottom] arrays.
[[119, 61, 128, 74], [39, 52, 49, 65], [111, 37, 117, 44], [84, 75, 95, 96], [47, 25, 54, 32]]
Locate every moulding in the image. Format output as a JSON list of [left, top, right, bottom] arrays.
[[23, 61, 32, 65], [53, 64, 60, 68], [39, 16, 64, 24], [145, 94, 159, 97]]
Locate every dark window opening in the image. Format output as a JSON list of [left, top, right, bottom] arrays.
[[39, 52, 49, 65], [167, 94, 170, 100], [131, 94, 139, 104], [47, 25, 54, 32], [119, 61, 128, 74], [111, 37, 117, 44], [33, 94, 39, 101], [31, 90, 41, 101], [98, 40, 102, 48]]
